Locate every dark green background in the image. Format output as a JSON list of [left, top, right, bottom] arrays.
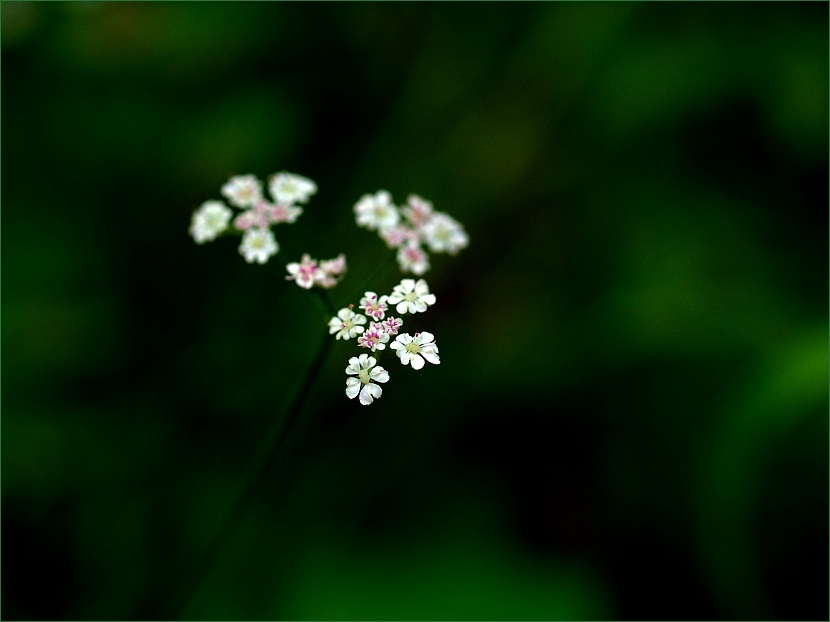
[[3, 2, 827, 620]]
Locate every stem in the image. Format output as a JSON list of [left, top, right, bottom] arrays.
[[173, 326, 334, 620]]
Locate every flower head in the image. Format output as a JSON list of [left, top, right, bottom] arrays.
[[390, 332, 440, 370], [269, 202, 303, 224], [239, 227, 279, 264], [269, 172, 317, 205], [221, 174, 263, 208], [345, 354, 390, 405], [421, 212, 469, 254], [360, 292, 389, 321], [285, 254, 319, 289], [387, 278, 436, 314], [381, 316, 403, 335], [396, 242, 430, 275], [354, 190, 400, 231], [357, 322, 390, 352], [190, 200, 232, 243], [328, 307, 367, 340], [315, 253, 347, 289], [402, 194, 434, 228]]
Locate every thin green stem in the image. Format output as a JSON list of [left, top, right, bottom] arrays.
[[173, 325, 334, 620]]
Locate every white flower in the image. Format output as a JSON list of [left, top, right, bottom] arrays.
[[387, 278, 436, 314], [269, 172, 317, 204], [401, 194, 434, 228], [381, 316, 403, 335], [396, 242, 430, 275], [390, 332, 440, 370], [357, 322, 390, 352], [354, 190, 400, 231], [190, 200, 232, 243], [221, 174, 263, 208], [359, 292, 389, 321], [345, 354, 390, 405], [421, 212, 469, 254], [239, 227, 278, 264], [285, 254, 319, 289], [328, 307, 367, 340]]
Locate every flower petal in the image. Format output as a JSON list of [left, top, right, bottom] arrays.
[[410, 354, 425, 370]]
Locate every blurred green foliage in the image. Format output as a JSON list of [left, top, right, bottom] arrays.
[[2, 2, 827, 620]]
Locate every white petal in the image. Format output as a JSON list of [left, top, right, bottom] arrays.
[[345, 378, 361, 399], [421, 350, 440, 365], [410, 354, 425, 370], [395, 301, 409, 314], [418, 332, 435, 344], [371, 367, 390, 383], [359, 383, 378, 405]]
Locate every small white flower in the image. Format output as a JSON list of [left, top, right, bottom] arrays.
[[387, 278, 436, 315], [359, 292, 389, 321], [421, 212, 469, 254], [402, 194, 434, 228], [239, 227, 279, 264], [269, 172, 317, 205], [354, 190, 400, 231], [190, 200, 233, 243], [328, 307, 367, 340], [390, 332, 440, 370], [396, 242, 430, 275], [345, 354, 390, 405], [285, 254, 319, 289], [357, 322, 390, 352], [221, 174, 263, 208]]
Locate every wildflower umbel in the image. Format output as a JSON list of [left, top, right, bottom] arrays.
[[353, 191, 468, 275], [335, 278, 441, 405], [190, 171, 317, 264]]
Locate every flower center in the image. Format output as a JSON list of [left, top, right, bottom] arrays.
[[358, 369, 371, 384], [403, 291, 418, 302], [405, 342, 421, 354]]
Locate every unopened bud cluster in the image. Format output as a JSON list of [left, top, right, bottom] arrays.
[[354, 192, 468, 275], [331, 278, 440, 406]]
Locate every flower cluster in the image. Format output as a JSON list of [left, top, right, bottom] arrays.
[[332, 278, 440, 405], [189, 172, 317, 264], [285, 253, 347, 290], [353, 192, 469, 275]]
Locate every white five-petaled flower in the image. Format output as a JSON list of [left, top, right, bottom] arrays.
[[239, 227, 279, 264], [387, 278, 436, 314], [222, 174, 263, 208], [360, 292, 389, 320], [285, 254, 319, 289], [421, 212, 469, 255], [190, 200, 233, 243], [357, 322, 390, 352], [354, 190, 400, 231], [345, 354, 390, 405], [396, 242, 430, 275], [328, 307, 367, 340], [390, 332, 440, 370], [269, 172, 318, 205]]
